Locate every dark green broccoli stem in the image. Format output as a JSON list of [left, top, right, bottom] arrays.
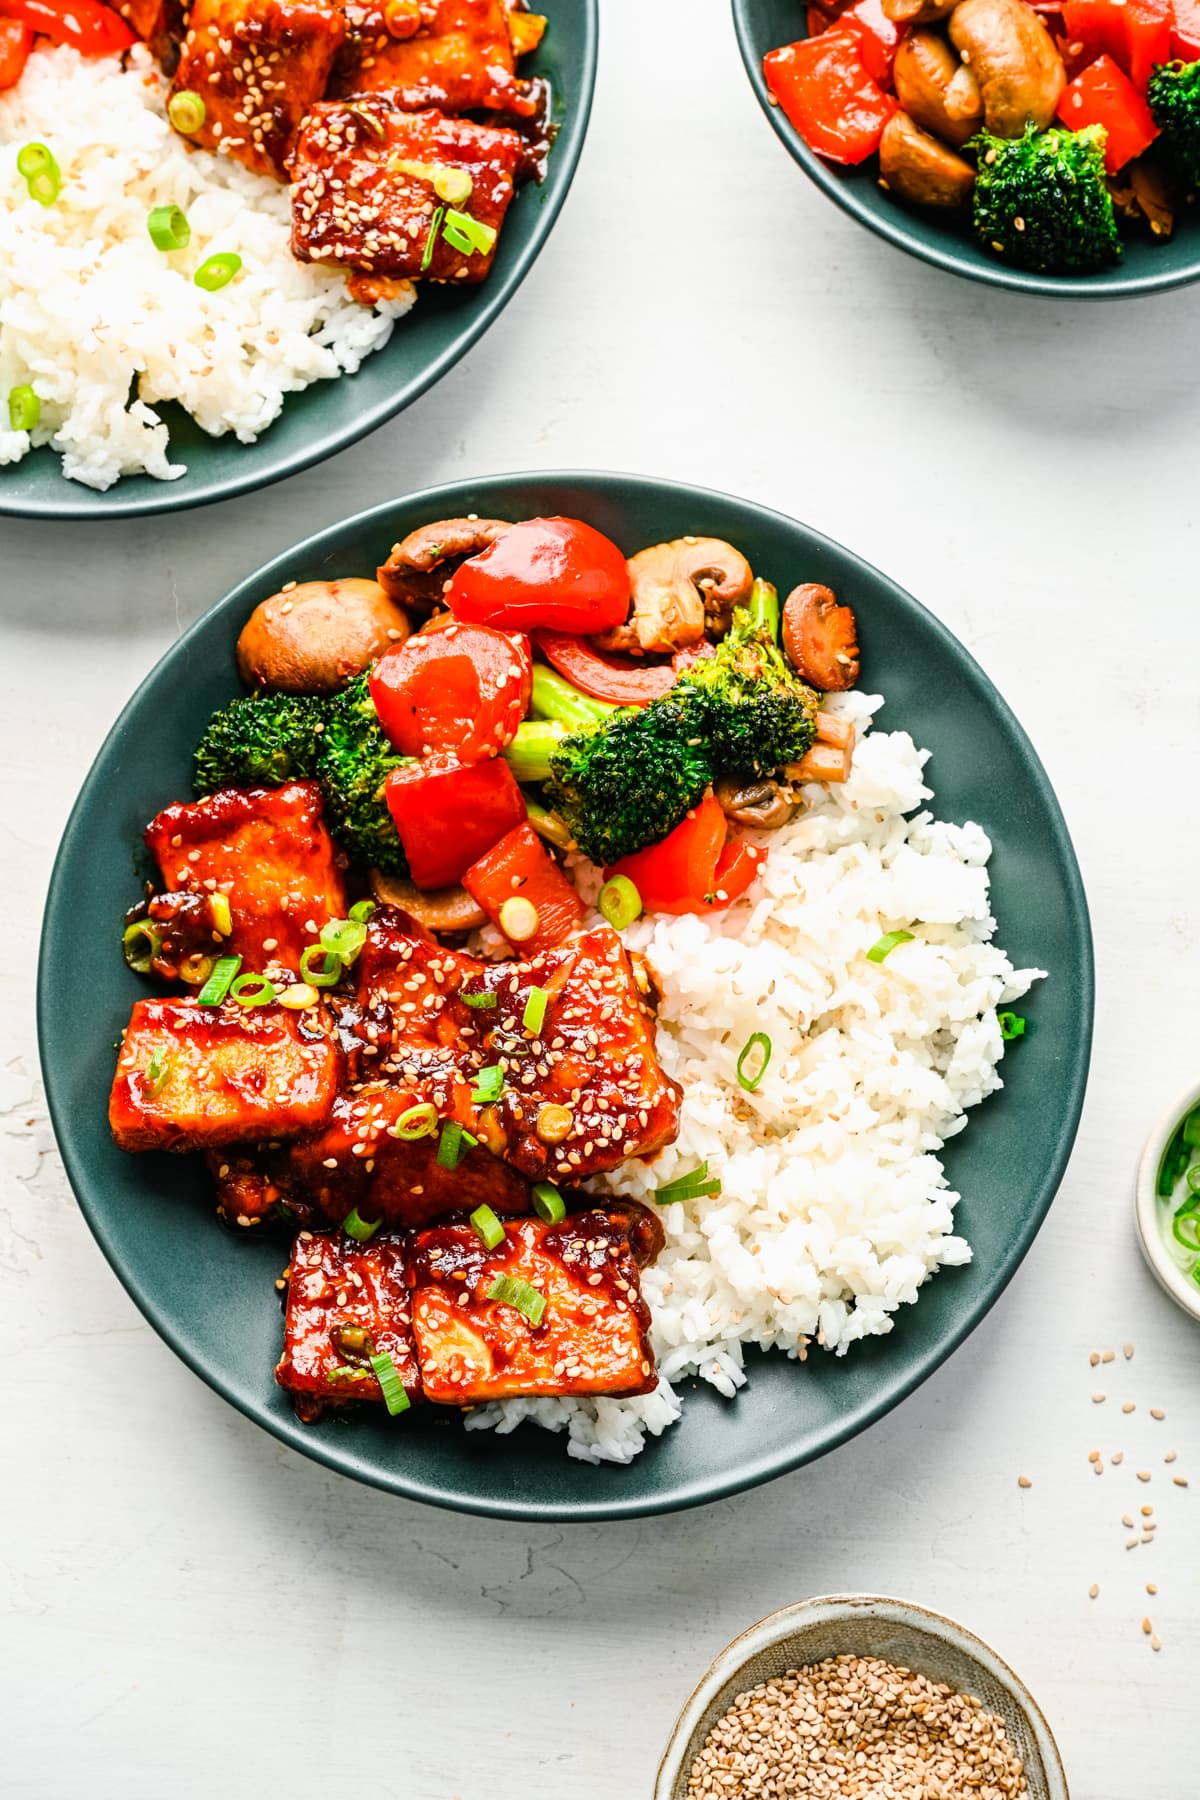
[[530, 665, 620, 731], [746, 578, 780, 644], [503, 720, 567, 784]]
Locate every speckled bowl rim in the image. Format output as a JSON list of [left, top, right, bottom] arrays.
[[654, 1594, 1069, 1800], [1135, 1077, 1200, 1324]]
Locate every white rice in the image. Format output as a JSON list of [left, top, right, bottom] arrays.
[[466, 691, 1043, 1463], [0, 44, 412, 488]]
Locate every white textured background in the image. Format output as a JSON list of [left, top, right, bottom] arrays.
[[4, 4, 1199, 1795]]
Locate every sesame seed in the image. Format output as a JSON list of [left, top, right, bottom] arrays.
[[1088, 1583, 1099, 1598]]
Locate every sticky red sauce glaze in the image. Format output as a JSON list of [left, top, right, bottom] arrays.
[[109, 998, 340, 1153], [275, 1228, 419, 1418], [144, 781, 346, 972], [331, 0, 537, 115], [406, 1211, 658, 1405], [290, 101, 522, 282]]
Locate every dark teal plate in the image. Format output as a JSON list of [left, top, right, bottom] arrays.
[[0, 6, 595, 521], [37, 472, 1093, 1520], [732, 0, 1200, 298]]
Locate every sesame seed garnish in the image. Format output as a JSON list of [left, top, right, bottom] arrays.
[[1173, 1475, 1188, 1488], [1017, 1474, 1032, 1489], [1088, 1582, 1099, 1598], [1150, 1406, 1165, 1420]]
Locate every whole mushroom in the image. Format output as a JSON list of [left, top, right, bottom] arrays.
[[595, 537, 754, 656], [948, 0, 1065, 135], [376, 517, 511, 610], [236, 578, 411, 695], [893, 29, 983, 147]]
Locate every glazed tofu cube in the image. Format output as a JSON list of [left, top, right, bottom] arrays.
[[109, 998, 340, 1153], [275, 1228, 419, 1419], [290, 100, 522, 283], [332, 0, 536, 115], [144, 782, 346, 972], [407, 1211, 657, 1405], [170, 0, 346, 180], [285, 1083, 530, 1228]]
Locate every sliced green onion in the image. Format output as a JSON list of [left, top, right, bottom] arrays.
[[146, 204, 191, 251], [390, 157, 473, 204], [419, 203, 445, 273], [390, 1102, 438, 1141], [462, 988, 498, 1010], [343, 1206, 381, 1243], [194, 252, 242, 292], [998, 1011, 1026, 1041], [470, 1203, 506, 1250], [486, 1273, 546, 1326], [229, 972, 276, 1008], [17, 142, 61, 206], [300, 945, 342, 988], [441, 207, 497, 256], [1172, 1202, 1200, 1253], [179, 953, 214, 987], [348, 899, 377, 923], [532, 1181, 565, 1224], [867, 930, 914, 964], [197, 953, 242, 1005], [599, 874, 642, 931], [167, 89, 206, 134], [736, 1031, 772, 1093], [436, 1119, 469, 1169], [523, 985, 549, 1035], [1158, 1129, 1190, 1198], [656, 1159, 722, 1205], [8, 384, 39, 432], [471, 1064, 504, 1105], [1187, 1165, 1200, 1195], [328, 1364, 370, 1382], [145, 1050, 171, 1098], [320, 917, 368, 966], [370, 1350, 411, 1416], [122, 920, 162, 974], [1182, 1108, 1200, 1148]]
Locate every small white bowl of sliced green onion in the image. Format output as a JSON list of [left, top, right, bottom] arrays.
[[1136, 1082, 1200, 1324]]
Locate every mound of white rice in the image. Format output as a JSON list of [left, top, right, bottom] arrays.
[[0, 45, 412, 488], [466, 691, 1043, 1463]]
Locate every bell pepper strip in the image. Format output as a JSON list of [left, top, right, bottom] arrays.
[[0, 0, 135, 50], [608, 795, 766, 917], [837, 0, 907, 86], [1172, 0, 1200, 59], [1057, 54, 1158, 170], [762, 32, 897, 165], [0, 15, 31, 84], [532, 629, 677, 708], [446, 517, 631, 635], [462, 822, 584, 954], [1123, 0, 1172, 89], [369, 623, 531, 762], [384, 754, 527, 890]]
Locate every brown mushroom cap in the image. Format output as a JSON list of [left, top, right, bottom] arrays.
[[893, 30, 982, 147], [376, 518, 512, 610], [236, 579, 411, 695], [368, 869, 487, 934], [879, 111, 976, 209], [595, 537, 754, 656], [948, 0, 1065, 135]]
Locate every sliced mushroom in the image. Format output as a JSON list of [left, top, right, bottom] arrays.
[[782, 584, 861, 691], [948, 0, 1065, 136], [376, 518, 511, 610], [369, 869, 487, 933], [596, 538, 754, 656], [879, 111, 977, 209], [893, 30, 982, 147], [714, 775, 796, 830], [236, 578, 411, 694], [882, 0, 958, 28]]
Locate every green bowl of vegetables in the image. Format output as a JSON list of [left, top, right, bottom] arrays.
[[1136, 1080, 1200, 1322], [732, 0, 1200, 298]]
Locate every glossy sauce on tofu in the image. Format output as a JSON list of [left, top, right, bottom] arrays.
[[275, 1228, 420, 1418], [332, 0, 536, 115]]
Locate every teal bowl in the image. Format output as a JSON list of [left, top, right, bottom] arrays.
[[0, 5, 595, 521], [37, 471, 1093, 1520], [732, 0, 1200, 298]]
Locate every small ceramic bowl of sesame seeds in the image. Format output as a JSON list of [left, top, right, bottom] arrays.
[[1136, 1078, 1200, 1325], [655, 1594, 1069, 1800]]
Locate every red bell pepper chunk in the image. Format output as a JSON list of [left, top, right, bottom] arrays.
[[1057, 53, 1159, 169], [609, 795, 766, 917], [1171, 0, 1200, 58], [1061, 0, 1126, 65], [0, 0, 135, 51], [532, 629, 677, 708], [446, 518, 631, 636], [369, 623, 531, 762], [0, 15, 31, 84], [462, 822, 584, 955], [384, 755, 527, 891], [838, 0, 907, 86], [763, 32, 897, 166], [1124, 0, 1172, 89]]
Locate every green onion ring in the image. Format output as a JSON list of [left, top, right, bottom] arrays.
[[522, 985, 549, 1036], [471, 1064, 504, 1105], [469, 1203, 506, 1250], [167, 89, 206, 134], [343, 1206, 381, 1243], [370, 1350, 411, 1416], [194, 252, 242, 292], [598, 874, 642, 932], [348, 899, 377, 924], [8, 384, 40, 432], [299, 945, 343, 988], [419, 203, 445, 272], [319, 918, 368, 966], [17, 142, 61, 206], [485, 1273, 546, 1327], [462, 989, 498, 1010], [229, 972, 276, 1008], [122, 920, 162, 974], [736, 1031, 772, 1093], [146, 203, 191, 251], [531, 1182, 565, 1225], [391, 1102, 438, 1141], [196, 953, 242, 1005], [867, 930, 914, 964]]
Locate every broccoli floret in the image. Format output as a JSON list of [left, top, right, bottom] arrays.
[[972, 124, 1122, 274], [1148, 60, 1200, 187], [546, 688, 715, 867], [677, 601, 819, 779], [315, 673, 410, 874], [193, 692, 325, 794]]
